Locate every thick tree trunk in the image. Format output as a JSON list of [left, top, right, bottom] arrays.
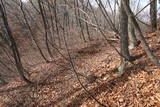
[[150, 0, 157, 32], [118, 0, 131, 75], [122, 0, 160, 66]]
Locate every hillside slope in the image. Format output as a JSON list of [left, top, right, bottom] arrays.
[[0, 33, 160, 107]]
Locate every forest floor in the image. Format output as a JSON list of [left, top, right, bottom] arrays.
[[0, 32, 160, 107]]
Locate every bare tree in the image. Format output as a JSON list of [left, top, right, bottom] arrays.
[[122, 0, 160, 66], [19, 0, 50, 63], [37, 0, 53, 59], [128, 18, 140, 50], [118, 0, 131, 75], [150, 0, 157, 32], [0, 1, 33, 84]]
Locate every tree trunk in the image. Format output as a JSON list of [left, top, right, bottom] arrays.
[[38, 0, 53, 59], [20, 0, 49, 63], [150, 0, 157, 32], [0, 74, 7, 85], [122, 0, 160, 66], [118, 0, 131, 75], [0, 3, 33, 84], [128, 18, 140, 49]]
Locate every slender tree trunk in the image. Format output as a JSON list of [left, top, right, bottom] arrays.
[[47, 1, 56, 43], [0, 3, 33, 84], [81, 0, 91, 41], [74, 0, 79, 27], [96, 0, 119, 34], [150, 0, 157, 32], [38, 0, 53, 59], [76, 0, 86, 42], [118, 0, 131, 75], [128, 18, 140, 49], [53, 0, 61, 47], [0, 74, 7, 85], [20, 0, 49, 63]]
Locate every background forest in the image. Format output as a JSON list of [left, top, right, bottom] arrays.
[[0, 0, 160, 106]]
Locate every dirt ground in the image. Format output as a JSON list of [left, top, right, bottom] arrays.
[[0, 33, 160, 107]]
